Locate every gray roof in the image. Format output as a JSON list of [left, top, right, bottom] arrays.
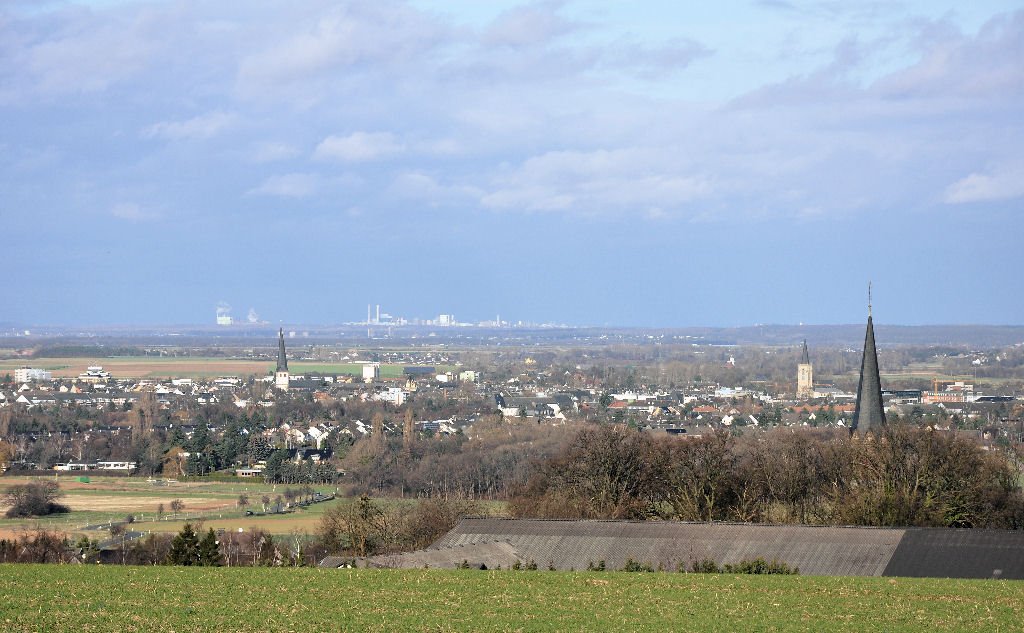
[[800, 340, 810, 365], [424, 518, 1024, 579], [335, 542, 521, 570], [883, 528, 1024, 579], [433, 518, 904, 576], [852, 315, 885, 435]]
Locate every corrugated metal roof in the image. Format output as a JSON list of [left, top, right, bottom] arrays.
[[434, 519, 905, 576], [319, 519, 1024, 578], [348, 541, 520, 570], [883, 528, 1024, 579]]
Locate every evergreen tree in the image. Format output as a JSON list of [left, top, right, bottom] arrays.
[[198, 528, 222, 566], [167, 523, 200, 565]]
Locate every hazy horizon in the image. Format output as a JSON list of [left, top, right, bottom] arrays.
[[4, 318, 1024, 330]]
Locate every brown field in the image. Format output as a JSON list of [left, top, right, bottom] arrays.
[[0, 357, 273, 379], [60, 495, 233, 513], [134, 510, 332, 535]]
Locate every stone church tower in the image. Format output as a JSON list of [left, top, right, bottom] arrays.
[[796, 340, 813, 399], [275, 328, 290, 391]]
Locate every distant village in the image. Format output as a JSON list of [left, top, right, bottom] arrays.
[[2, 325, 1022, 479]]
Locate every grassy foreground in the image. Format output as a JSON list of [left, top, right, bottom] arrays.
[[0, 566, 1021, 632]]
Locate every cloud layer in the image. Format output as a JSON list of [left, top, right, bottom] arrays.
[[3, 1, 1021, 222], [2, 1, 1022, 325]]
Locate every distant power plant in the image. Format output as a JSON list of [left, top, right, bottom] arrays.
[[216, 303, 266, 325], [215, 302, 232, 326], [361, 303, 518, 329]]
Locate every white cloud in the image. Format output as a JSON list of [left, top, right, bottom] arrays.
[[600, 38, 712, 77], [247, 173, 319, 198], [110, 202, 159, 221], [873, 11, 1024, 100], [0, 5, 169, 102], [314, 132, 404, 162], [3, 2, 1021, 228], [236, 4, 451, 95], [944, 164, 1024, 204], [483, 3, 575, 48], [390, 171, 481, 204], [479, 148, 712, 215], [250, 141, 300, 163], [143, 111, 238, 141]]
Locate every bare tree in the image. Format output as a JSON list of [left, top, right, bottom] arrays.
[[109, 523, 127, 565], [169, 498, 185, 517], [3, 481, 69, 518]]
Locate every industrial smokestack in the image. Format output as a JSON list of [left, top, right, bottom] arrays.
[[376, 304, 380, 324]]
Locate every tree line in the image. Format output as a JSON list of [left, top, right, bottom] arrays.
[[509, 424, 1024, 529], [0, 495, 481, 567]]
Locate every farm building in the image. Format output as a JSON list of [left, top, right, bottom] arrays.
[[322, 518, 1024, 579]]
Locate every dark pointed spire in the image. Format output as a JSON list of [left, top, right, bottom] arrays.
[[852, 293, 884, 435], [276, 328, 288, 372], [800, 340, 810, 365]]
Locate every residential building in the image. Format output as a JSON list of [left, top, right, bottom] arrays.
[[14, 367, 52, 383]]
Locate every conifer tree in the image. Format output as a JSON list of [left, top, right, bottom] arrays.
[[167, 523, 200, 565], [198, 528, 222, 566]]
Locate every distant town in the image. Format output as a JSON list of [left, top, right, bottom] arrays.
[[2, 319, 1022, 478]]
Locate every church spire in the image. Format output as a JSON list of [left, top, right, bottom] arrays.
[[276, 328, 288, 372], [852, 291, 884, 435], [797, 339, 813, 399]]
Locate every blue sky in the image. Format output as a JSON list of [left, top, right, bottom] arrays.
[[2, 0, 1022, 327]]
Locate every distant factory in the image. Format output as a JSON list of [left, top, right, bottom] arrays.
[[215, 303, 267, 326]]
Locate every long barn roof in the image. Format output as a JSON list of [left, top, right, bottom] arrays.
[[379, 518, 1024, 579]]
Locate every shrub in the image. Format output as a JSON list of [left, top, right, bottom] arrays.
[[618, 557, 651, 573], [0, 528, 72, 563], [722, 558, 798, 575], [689, 558, 721, 573], [3, 481, 70, 518], [687, 557, 798, 575]]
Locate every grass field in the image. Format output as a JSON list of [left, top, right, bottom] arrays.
[[0, 476, 342, 540], [0, 475, 505, 541], [0, 357, 443, 379], [0, 565, 1020, 632]]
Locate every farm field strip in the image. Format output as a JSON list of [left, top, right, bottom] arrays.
[[0, 357, 272, 378], [0, 356, 446, 378], [0, 476, 344, 539], [0, 565, 1021, 632]]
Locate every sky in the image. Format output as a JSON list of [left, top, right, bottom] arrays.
[[2, 0, 1022, 327]]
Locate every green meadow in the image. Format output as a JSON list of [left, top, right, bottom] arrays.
[[0, 565, 1020, 632]]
